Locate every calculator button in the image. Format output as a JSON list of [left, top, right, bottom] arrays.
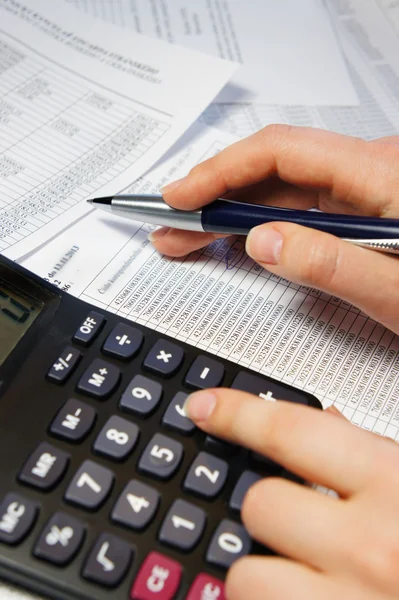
[[64, 460, 114, 510], [229, 471, 263, 513], [82, 532, 133, 587], [138, 433, 183, 480], [204, 436, 238, 459], [183, 452, 228, 499], [18, 442, 69, 490], [93, 415, 139, 461], [130, 551, 182, 600], [184, 356, 225, 389], [111, 480, 160, 531], [206, 520, 252, 569], [231, 371, 309, 405], [33, 512, 85, 566], [77, 358, 121, 399], [47, 347, 81, 384], [143, 339, 184, 377], [119, 375, 162, 416], [162, 392, 195, 434], [0, 493, 38, 545], [73, 311, 105, 346], [49, 398, 96, 442], [102, 323, 143, 360], [186, 574, 225, 600], [158, 499, 206, 551]]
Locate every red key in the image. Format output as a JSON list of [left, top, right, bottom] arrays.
[[186, 574, 225, 600], [130, 551, 182, 600]]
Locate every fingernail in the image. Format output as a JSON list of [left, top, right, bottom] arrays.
[[184, 391, 217, 422], [161, 176, 186, 195], [147, 226, 170, 242], [246, 226, 283, 265]]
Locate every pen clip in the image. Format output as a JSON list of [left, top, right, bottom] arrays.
[[343, 238, 399, 255]]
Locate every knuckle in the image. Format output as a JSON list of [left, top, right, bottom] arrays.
[[350, 535, 399, 586], [297, 234, 342, 290], [260, 404, 304, 463]]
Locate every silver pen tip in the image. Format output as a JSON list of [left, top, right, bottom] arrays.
[[86, 199, 93, 204]]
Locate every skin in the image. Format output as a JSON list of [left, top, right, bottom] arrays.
[[147, 125, 399, 598]]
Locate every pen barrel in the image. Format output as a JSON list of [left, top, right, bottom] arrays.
[[201, 200, 399, 239]]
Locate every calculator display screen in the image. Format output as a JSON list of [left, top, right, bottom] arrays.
[[0, 278, 44, 366]]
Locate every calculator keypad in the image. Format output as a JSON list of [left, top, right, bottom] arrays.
[[120, 375, 163, 416], [102, 323, 143, 360], [183, 452, 228, 499], [18, 442, 70, 490], [47, 346, 81, 384], [138, 434, 183, 480], [82, 532, 133, 587], [111, 480, 160, 531], [64, 460, 114, 510], [144, 339, 184, 377], [161, 392, 194, 434], [93, 415, 139, 461], [159, 499, 206, 551], [0, 493, 38, 545], [33, 512, 85, 566], [206, 520, 252, 569], [1, 305, 321, 598], [130, 551, 182, 600], [77, 359, 121, 399], [50, 398, 96, 442]]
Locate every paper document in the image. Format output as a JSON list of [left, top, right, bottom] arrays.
[[66, 0, 358, 106], [0, 0, 236, 260], [201, 0, 399, 140], [23, 119, 399, 442]]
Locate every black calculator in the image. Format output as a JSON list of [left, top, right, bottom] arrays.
[[0, 254, 321, 600]]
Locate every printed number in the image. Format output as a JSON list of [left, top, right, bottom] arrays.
[[127, 493, 149, 513], [106, 428, 129, 445], [131, 387, 152, 401], [218, 532, 243, 554], [150, 445, 174, 463], [76, 472, 101, 493], [171, 515, 195, 531], [194, 465, 220, 484]]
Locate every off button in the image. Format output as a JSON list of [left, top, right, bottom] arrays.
[[73, 311, 105, 346]]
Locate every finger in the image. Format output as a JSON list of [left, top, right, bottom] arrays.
[[183, 388, 393, 495], [161, 125, 399, 216], [241, 477, 347, 570], [226, 556, 338, 600], [148, 226, 227, 257], [245, 221, 399, 335]]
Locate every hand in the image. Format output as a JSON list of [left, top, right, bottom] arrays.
[[149, 125, 399, 335], [184, 389, 399, 599]]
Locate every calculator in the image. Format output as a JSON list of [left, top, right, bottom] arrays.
[[0, 253, 321, 600]]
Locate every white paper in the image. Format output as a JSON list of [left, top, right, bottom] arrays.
[[0, 0, 236, 260], [66, 0, 358, 106], [200, 0, 399, 140]]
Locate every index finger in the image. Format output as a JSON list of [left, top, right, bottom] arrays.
[[162, 125, 399, 217], [183, 388, 398, 496]]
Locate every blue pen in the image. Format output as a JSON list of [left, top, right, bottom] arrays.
[[87, 194, 399, 255]]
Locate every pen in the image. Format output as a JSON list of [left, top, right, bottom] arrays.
[[87, 194, 399, 255]]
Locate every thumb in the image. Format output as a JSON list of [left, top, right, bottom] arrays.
[[245, 222, 399, 335]]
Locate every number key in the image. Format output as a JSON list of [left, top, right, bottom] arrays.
[[138, 433, 183, 480], [119, 375, 162, 416], [183, 452, 228, 499], [159, 499, 206, 551], [111, 480, 160, 531], [206, 520, 251, 569], [93, 415, 139, 461], [64, 460, 114, 510]]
